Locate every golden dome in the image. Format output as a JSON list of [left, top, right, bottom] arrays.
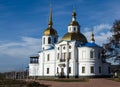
[[43, 27, 58, 36], [69, 11, 80, 26], [69, 21, 80, 26], [62, 32, 87, 42], [43, 3, 58, 36]]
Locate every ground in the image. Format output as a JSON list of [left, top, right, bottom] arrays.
[[39, 78, 120, 87]]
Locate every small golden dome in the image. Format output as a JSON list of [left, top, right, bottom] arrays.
[[62, 32, 87, 42], [43, 3, 58, 36], [69, 21, 80, 26], [69, 11, 80, 27], [43, 27, 58, 36]]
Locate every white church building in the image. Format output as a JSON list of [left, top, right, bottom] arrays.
[[29, 6, 111, 78]]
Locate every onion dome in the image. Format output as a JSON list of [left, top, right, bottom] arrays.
[[43, 27, 58, 36], [69, 11, 80, 27], [43, 4, 58, 36], [62, 32, 87, 42], [62, 10, 87, 43]]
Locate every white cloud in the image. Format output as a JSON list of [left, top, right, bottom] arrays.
[[93, 24, 112, 33], [0, 36, 41, 58], [0, 36, 41, 72], [84, 24, 112, 46]]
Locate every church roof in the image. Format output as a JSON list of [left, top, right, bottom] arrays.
[[83, 42, 100, 47], [61, 32, 87, 42]]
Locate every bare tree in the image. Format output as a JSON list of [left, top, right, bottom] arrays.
[[103, 20, 120, 65]]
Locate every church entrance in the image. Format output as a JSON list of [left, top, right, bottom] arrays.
[[60, 68, 65, 78]]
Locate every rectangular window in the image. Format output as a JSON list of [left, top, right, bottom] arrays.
[[57, 67, 59, 73], [61, 68, 64, 73], [57, 53, 59, 60], [64, 53, 66, 60], [69, 52, 71, 59], [90, 51, 94, 58], [99, 66, 101, 73], [47, 54, 50, 61], [82, 66, 85, 73], [43, 38, 45, 44], [61, 53, 65, 62], [47, 68, 49, 74], [69, 67, 71, 73], [91, 66, 94, 73]]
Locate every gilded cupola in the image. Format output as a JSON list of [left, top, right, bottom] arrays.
[[43, 4, 58, 36], [62, 32, 87, 42], [69, 11, 80, 27], [61, 10, 87, 43]]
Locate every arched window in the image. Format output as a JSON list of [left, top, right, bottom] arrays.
[[90, 50, 94, 58], [47, 68, 49, 74], [48, 37, 51, 44], [74, 27, 76, 31], [43, 37, 45, 44], [54, 38, 57, 43], [69, 45, 71, 49], [69, 27, 71, 32], [57, 67, 59, 73], [47, 54, 50, 61]]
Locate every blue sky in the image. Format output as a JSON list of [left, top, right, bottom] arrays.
[[0, 0, 120, 72]]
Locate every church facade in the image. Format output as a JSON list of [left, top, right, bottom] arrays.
[[29, 6, 110, 78]]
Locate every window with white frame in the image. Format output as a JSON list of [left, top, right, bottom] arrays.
[[57, 53, 59, 60], [47, 54, 50, 61], [90, 50, 94, 58], [90, 66, 94, 73], [47, 68, 49, 74], [82, 66, 85, 73], [69, 52, 71, 59], [69, 67, 71, 73]]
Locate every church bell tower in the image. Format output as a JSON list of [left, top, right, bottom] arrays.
[[42, 4, 58, 50]]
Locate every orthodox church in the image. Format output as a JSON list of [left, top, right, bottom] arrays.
[[29, 6, 110, 78]]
